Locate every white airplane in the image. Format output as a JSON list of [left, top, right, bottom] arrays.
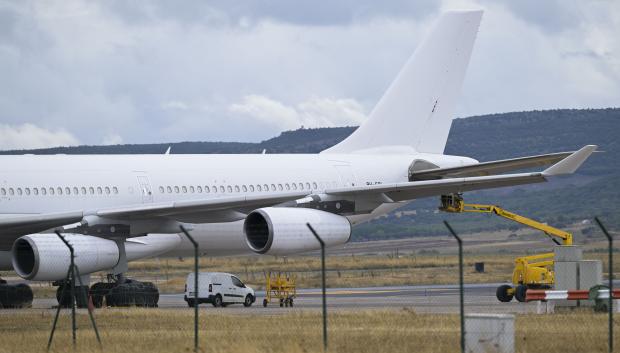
[[0, 10, 596, 307]]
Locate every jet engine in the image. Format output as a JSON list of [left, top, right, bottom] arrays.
[[244, 207, 351, 255], [12, 233, 121, 281]]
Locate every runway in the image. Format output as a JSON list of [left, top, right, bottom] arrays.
[[29, 283, 540, 314]]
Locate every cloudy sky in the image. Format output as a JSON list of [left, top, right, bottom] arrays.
[[0, 0, 618, 149]]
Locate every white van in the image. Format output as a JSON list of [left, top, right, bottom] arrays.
[[184, 272, 255, 308]]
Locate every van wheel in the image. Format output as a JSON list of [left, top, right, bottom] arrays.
[[187, 299, 195, 307], [244, 295, 253, 307], [213, 294, 223, 307]]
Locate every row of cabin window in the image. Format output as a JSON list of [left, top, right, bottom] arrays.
[[0, 186, 119, 197], [158, 182, 319, 195]]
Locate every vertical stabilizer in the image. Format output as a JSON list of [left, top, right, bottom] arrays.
[[322, 10, 482, 154]]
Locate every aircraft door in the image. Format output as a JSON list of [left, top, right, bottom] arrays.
[[136, 175, 153, 203]]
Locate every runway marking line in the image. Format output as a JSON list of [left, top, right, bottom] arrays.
[[300, 290, 401, 296]]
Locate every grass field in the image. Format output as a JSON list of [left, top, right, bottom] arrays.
[[1, 308, 617, 353]]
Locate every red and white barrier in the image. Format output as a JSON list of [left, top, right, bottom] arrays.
[[526, 289, 620, 302]]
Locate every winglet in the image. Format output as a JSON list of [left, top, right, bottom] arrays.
[[543, 145, 597, 176]]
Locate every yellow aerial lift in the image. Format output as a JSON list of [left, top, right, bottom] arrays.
[[439, 193, 573, 303]]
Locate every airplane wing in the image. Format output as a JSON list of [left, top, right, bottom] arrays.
[[327, 145, 596, 202], [409, 151, 574, 180], [0, 145, 596, 250]]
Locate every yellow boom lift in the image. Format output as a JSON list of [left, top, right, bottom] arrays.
[[439, 193, 573, 303]]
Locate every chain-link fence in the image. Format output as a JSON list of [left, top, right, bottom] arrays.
[[0, 218, 617, 353]]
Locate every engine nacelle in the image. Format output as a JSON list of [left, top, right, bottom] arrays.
[[244, 207, 352, 255], [12, 234, 120, 281]]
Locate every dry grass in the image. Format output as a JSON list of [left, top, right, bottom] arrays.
[[0, 308, 618, 353], [28, 248, 619, 298], [121, 252, 619, 294]]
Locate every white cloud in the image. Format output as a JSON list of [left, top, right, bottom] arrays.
[[0, 123, 79, 150], [102, 133, 123, 145], [229, 95, 366, 130], [161, 100, 190, 110], [0, 0, 617, 145]]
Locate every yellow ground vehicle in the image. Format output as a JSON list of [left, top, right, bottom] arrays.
[[439, 194, 573, 303], [263, 271, 297, 307]]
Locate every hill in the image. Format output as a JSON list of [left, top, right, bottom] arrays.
[[2, 108, 618, 239]]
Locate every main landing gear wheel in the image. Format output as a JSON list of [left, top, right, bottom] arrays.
[[0, 282, 34, 309], [105, 279, 159, 307], [87, 279, 159, 308], [56, 284, 90, 308], [496, 285, 514, 302]]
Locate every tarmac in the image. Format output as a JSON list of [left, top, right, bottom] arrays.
[[28, 283, 540, 314]]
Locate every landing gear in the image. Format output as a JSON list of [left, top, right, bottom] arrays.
[[0, 278, 33, 309], [56, 283, 90, 308], [87, 276, 158, 308]]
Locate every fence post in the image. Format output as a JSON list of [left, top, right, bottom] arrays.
[[180, 225, 200, 353], [307, 223, 327, 352], [444, 221, 465, 353], [595, 217, 613, 353]]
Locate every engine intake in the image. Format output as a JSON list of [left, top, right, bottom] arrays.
[[12, 234, 120, 281], [244, 207, 351, 255]]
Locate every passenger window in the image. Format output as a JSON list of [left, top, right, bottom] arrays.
[[167, 186, 172, 193], [292, 183, 297, 190], [263, 184, 269, 191], [219, 185, 225, 193], [49, 188, 54, 195], [113, 186, 119, 194], [271, 184, 276, 191], [17, 188, 22, 196], [89, 187, 94, 195], [306, 182, 311, 190], [197, 186, 202, 193], [81, 187, 86, 195], [65, 187, 71, 195], [235, 185, 240, 192], [278, 184, 283, 191], [256, 185, 262, 192], [242, 185, 247, 192], [298, 183, 303, 190], [105, 187, 111, 195], [190, 186, 195, 193], [227, 185, 232, 193], [249, 185, 255, 192], [182, 186, 188, 193], [25, 188, 31, 195], [41, 188, 47, 195], [285, 184, 290, 191], [8, 188, 14, 195], [312, 182, 318, 189], [159, 186, 165, 193], [73, 187, 79, 195], [97, 187, 103, 195], [0, 188, 5, 196], [57, 187, 63, 195], [212, 185, 217, 193], [231, 276, 245, 288], [174, 186, 180, 193]]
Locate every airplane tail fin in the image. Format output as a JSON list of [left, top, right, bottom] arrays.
[[322, 10, 483, 155]]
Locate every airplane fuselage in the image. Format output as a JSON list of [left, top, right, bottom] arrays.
[[0, 152, 474, 261]]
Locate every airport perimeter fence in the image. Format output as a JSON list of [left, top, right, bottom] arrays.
[[11, 218, 617, 353]]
